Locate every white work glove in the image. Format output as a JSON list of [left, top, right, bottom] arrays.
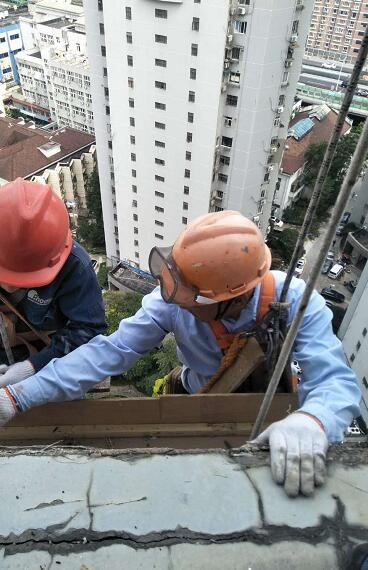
[[0, 388, 18, 426], [251, 412, 328, 497], [0, 360, 35, 388]]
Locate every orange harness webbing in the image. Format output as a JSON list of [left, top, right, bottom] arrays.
[[208, 272, 276, 352]]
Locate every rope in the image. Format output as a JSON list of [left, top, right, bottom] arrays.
[[198, 334, 248, 394]]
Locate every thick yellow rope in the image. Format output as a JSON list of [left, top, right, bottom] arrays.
[[198, 334, 249, 394]]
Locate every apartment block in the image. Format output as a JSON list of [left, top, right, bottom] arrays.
[[306, 0, 368, 65], [0, 18, 23, 86], [85, 0, 313, 269], [15, 16, 93, 132]]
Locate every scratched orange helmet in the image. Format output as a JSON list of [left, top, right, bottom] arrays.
[[0, 178, 72, 288], [149, 210, 271, 305]]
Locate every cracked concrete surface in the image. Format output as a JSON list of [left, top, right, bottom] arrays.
[[0, 443, 367, 569]]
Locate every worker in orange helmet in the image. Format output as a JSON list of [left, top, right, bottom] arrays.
[[0, 210, 361, 497], [0, 178, 106, 386]]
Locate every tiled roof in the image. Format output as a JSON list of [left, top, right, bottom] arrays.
[[281, 107, 351, 176], [0, 116, 95, 182]]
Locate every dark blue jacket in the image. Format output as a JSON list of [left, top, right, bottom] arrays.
[[8, 241, 106, 371]]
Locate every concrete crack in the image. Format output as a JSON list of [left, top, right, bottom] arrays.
[[24, 499, 84, 512]]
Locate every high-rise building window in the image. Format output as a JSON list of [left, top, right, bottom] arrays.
[[194, 0, 201, 3], [185, 151, 192, 161], [103, 67, 108, 77], [132, 169, 137, 177], [155, 102, 166, 110], [132, 200, 138, 207], [134, 227, 138, 234], [130, 117, 135, 126], [155, 140, 166, 148], [155, 121, 166, 129], [191, 43, 198, 56], [128, 77, 134, 88], [226, 94, 238, 106], [222, 136, 232, 148], [183, 202, 189, 210], [155, 58, 167, 67], [184, 169, 191, 178], [127, 55, 133, 66], [234, 20, 247, 34], [187, 132, 193, 142], [188, 90, 195, 102], [155, 206, 165, 212], [220, 155, 230, 166], [155, 81, 166, 90], [155, 34, 167, 44], [182, 217, 188, 224], [192, 17, 200, 31], [126, 32, 133, 44], [133, 213, 138, 221], [218, 173, 228, 183], [184, 186, 190, 195], [190, 68, 197, 79], [105, 105, 110, 115], [155, 175, 165, 182], [126, 7, 132, 20], [155, 234, 164, 240], [108, 140, 113, 149], [155, 191, 165, 197], [98, 0, 103, 11], [104, 87, 109, 97], [188, 112, 194, 123], [99, 23, 105, 34], [132, 184, 137, 193], [155, 8, 167, 18], [155, 158, 165, 165], [131, 153, 136, 161], [129, 97, 134, 108], [155, 220, 164, 226], [134, 240, 139, 246]]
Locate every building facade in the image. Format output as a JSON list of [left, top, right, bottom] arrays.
[[338, 261, 368, 425], [16, 16, 93, 132], [85, 0, 313, 269], [305, 0, 368, 66], [0, 19, 23, 85]]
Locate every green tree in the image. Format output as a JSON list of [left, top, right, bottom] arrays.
[[104, 290, 143, 334], [77, 167, 105, 249], [267, 227, 299, 265]]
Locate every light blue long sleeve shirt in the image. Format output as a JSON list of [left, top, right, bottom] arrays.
[[9, 271, 361, 442]]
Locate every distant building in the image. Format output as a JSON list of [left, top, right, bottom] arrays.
[[15, 16, 93, 132], [0, 16, 24, 86], [306, 0, 368, 66], [273, 104, 351, 218], [338, 261, 368, 426], [0, 115, 95, 222], [85, 0, 314, 269]]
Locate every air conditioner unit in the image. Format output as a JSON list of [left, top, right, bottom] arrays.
[[285, 60, 293, 68], [227, 34, 233, 44], [253, 215, 260, 222], [296, 0, 304, 9], [266, 165, 274, 173], [270, 145, 278, 153], [277, 105, 284, 114], [221, 83, 228, 93], [224, 60, 230, 69], [290, 34, 298, 44], [237, 7, 246, 15]]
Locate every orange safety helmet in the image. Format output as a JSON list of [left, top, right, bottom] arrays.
[[149, 210, 271, 305], [0, 178, 72, 288]]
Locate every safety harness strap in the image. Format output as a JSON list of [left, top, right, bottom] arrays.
[[208, 272, 275, 352]]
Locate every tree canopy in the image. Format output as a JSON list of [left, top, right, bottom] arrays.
[[77, 167, 106, 249]]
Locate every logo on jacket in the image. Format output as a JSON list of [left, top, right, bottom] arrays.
[[27, 290, 52, 306]]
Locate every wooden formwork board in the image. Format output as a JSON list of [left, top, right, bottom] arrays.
[[0, 393, 297, 448]]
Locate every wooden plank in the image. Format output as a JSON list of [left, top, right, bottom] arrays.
[[208, 338, 266, 393], [0, 422, 253, 441], [4, 394, 297, 428]]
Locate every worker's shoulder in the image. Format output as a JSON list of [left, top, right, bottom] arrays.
[[65, 240, 93, 270]]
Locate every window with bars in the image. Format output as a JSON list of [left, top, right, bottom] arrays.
[[127, 55, 133, 66], [133, 213, 138, 221], [128, 77, 134, 88], [183, 202, 189, 210], [131, 153, 136, 161], [129, 98, 134, 108], [188, 91, 195, 102], [226, 94, 238, 106], [220, 155, 230, 166], [192, 17, 200, 31], [134, 227, 138, 234], [132, 200, 137, 207], [184, 169, 191, 178], [132, 184, 137, 192], [130, 117, 135, 126], [188, 112, 194, 123], [132, 169, 137, 177], [126, 32, 132, 44], [218, 173, 228, 183], [101, 45, 106, 56], [184, 186, 190, 195], [191, 43, 198, 56], [187, 132, 193, 143], [185, 151, 192, 161], [182, 217, 188, 224]]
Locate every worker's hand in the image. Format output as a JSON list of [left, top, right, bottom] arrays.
[[0, 388, 18, 426], [0, 360, 35, 388], [251, 412, 328, 497]]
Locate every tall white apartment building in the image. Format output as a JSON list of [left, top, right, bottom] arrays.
[[16, 16, 93, 132], [338, 262, 368, 425], [85, 0, 313, 268]]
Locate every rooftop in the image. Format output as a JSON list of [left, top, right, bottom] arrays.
[[42, 16, 75, 29], [281, 104, 351, 176], [0, 116, 94, 181]]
